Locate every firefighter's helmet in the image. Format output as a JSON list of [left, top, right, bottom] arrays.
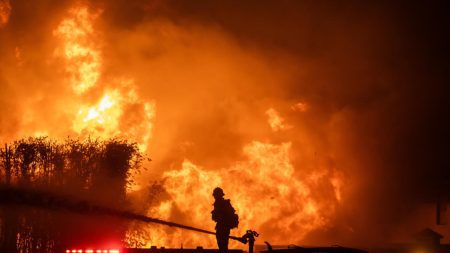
[[213, 187, 225, 198]]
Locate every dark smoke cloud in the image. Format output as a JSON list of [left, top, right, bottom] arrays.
[[1, 0, 449, 247]]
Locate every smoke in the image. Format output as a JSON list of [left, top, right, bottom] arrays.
[[0, 0, 11, 28], [0, 0, 449, 248]]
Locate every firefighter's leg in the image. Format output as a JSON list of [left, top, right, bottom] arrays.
[[216, 228, 230, 253]]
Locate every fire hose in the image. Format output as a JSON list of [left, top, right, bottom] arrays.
[[0, 186, 258, 252]]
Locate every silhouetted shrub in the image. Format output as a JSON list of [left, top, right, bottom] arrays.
[[0, 137, 143, 253]]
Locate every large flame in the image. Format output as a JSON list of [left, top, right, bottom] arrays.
[[53, 5, 101, 94], [139, 140, 342, 248], [53, 5, 155, 152], [2, 3, 346, 248], [2, 0, 448, 248], [52, 4, 342, 247]]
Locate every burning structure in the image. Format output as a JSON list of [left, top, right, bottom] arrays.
[[1, 0, 450, 252]]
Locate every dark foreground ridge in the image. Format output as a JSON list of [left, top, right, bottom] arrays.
[[123, 246, 244, 253], [259, 245, 367, 253]]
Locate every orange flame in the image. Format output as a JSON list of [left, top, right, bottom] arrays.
[[53, 5, 155, 152], [137, 141, 342, 247], [52, 5, 343, 247], [54, 5, 101, 94], [0, 3, 348, 248], [266, 108, 292, 131]]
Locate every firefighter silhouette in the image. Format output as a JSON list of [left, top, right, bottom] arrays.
[[211, 187, 239, 253]]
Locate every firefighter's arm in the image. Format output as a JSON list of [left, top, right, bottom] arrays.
[[211, 209, 219, 222]]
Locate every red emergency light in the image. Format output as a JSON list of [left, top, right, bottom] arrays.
[[65, 249, 119, 253]]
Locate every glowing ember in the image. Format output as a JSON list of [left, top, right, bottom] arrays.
[[266, 108, 291, 131], [291, 102, 309, 112]]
